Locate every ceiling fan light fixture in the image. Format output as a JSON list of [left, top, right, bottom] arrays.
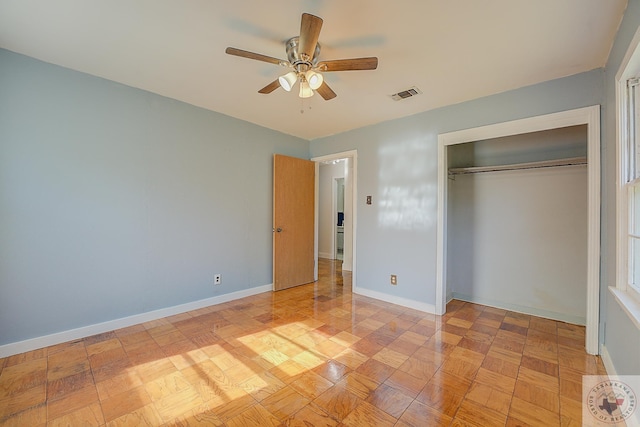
[[305, 70, 323, 90], [225, 13, 378, 101], [299, 80, 314, 98], [278, 71, 297, 92]]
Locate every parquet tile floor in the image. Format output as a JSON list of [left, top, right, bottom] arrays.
[[0, 259, 608, 426]]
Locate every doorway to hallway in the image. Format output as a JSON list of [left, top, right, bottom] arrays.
[[313, 150, 357, 292]]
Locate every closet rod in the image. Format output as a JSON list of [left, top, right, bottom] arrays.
[[448, 156, 587, 176]]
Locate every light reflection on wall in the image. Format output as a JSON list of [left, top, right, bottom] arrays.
[[378, 137, 436, 231]]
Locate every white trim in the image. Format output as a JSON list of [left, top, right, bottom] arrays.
[[599, 349, 640, 427], [314, 161, 320, 280], [614, 25, 640, 331], [318, 252, 333, 259], [354, 287, 436, 314], [609, 286, 640, 330], [438, 108, 599, 145], [600, 344, 618, 377], [437, 105, 601, 355], [586, 106, 601, 356], [614, 24, 640, 83], [435, 139, 447, 315], [452, 293, 586, 326], [312, 150, 358, 289], [332, 177, 338, 260], [343, 158, 355, 272], [616, 71, 628, 296], [0, 284, 272, 358]]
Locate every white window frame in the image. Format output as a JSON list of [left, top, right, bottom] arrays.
[[625, 79, 640, 297], [614, 26, 640, 330]]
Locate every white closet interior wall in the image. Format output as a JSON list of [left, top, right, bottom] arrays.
[[446, 125, 589, 324]]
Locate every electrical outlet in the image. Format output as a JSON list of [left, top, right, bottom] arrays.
[[390, 274, 397, 285], [214, 274, 221, 285]]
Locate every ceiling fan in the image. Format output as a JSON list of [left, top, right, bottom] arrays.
[[225, 13, 378, 100]]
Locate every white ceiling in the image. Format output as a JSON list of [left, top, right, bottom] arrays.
[[0, 0, 628, 140]]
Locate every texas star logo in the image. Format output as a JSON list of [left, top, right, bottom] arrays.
[[587, 380, 637, 424]]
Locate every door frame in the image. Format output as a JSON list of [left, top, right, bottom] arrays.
[[312, 150, 357, 289], [436, 105, 600, 355], [332, 177, 338, 260], [333, 177, 345, 260]]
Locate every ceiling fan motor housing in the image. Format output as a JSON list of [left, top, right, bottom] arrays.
[[286, 37, 320, 73]]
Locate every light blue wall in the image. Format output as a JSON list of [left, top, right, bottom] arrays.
[[0, 49, 307, 346], [602, 0, 640, 375], [4, 0, 639, 368], [310, 70, 603, 306]]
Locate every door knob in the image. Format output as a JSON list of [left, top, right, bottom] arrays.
[[276, 227, 283, 232]]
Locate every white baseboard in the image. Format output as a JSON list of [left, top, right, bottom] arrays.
[[600, 344, 618, 377], [595, 345, 640, 426], [318, 252, 333, 259], [446, 292, 454, 304], [451, 292, 586, 326], [0, 284, 272, 358], [354, 287, 436, 314]]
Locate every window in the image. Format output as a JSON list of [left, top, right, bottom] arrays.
[[625, 79, 640, 297], [613, 29, 640, 330]]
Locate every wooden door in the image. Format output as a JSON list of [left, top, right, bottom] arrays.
[[273, 154, 315, 291]]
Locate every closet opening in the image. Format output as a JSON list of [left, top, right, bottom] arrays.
[[436, 106, 600, 355]]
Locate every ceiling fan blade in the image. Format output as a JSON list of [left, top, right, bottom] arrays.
[[316, 81, 337, 100], [298, 13, 323, 60], [258, 79, 281, 94], [225, 47, 284, 66], [317, 57, 378, 72]]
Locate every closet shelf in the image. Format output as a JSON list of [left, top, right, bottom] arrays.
[[448, 156, 587, 175]]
